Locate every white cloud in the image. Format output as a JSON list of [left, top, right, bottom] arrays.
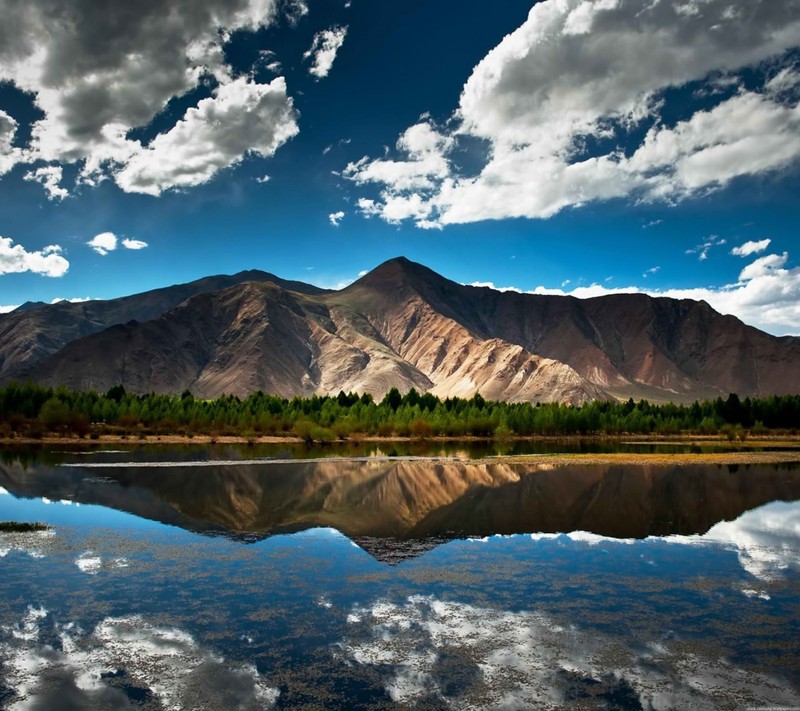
[[686, 235, 726, 261], [329, 210, 345, 226], [304, 26, 348, 79], [121, 238, 148, 250], [0, 109, 22, 176], [469, 280, 523, 293], [114, 77, 298, 195], [732, 238, 771, 256], [0, 235, 69, 277], [50, 297, 92, 304], [0, 304, 19, 313], [739, 251, 788, 281], [87, 232, 118, 256], [346, 0, 800, 227], [346, 121, 453, 199], [0, 0, 301, 195], [642, 265, 660, 277], [766, 66, 800, 95], [284, 0, 309, 26], [22, 165, 69, 200], [255, 174, 271, 183], [87, 232, 148, 255]]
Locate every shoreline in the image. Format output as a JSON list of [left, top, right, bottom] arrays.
[[2, 433, 800, 447], [491, 451, 800, 466], [2, 435, 800, 467]]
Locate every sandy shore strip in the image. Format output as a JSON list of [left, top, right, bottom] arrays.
[[491, 451, 800, 467]]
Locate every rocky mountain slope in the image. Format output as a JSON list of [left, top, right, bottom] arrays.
[[3, 257, 799, 402], [0, 269, 327, 382]]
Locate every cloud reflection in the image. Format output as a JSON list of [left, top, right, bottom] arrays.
[[338, 595, 800, 710], [0, 608, 279, 710], [663, 501, 800, 581], [0, 528, 55, 560]]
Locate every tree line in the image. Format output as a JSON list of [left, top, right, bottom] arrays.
[[0, 381, 799, 441]]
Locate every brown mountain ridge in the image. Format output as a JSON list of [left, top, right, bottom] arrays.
[[3, 257, 799, 403]]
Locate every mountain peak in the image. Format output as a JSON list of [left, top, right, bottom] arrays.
[[348, 257, 450, 292]]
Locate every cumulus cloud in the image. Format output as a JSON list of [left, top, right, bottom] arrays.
[[0, 109, 22, 176], [22, 165, 68, 200], [329, 210, 345, 226], [732, 238, 772, 256], [304, 26, 348, 79], [0, 0, 300, 195], [467, 247, 800, 335], [0, 235, 69, 277], [346, 0, 800, 227], [114, 77, 298, 195], [346, 121, 453, 198], [86, 232, 117, 255], [87, 232, 148, 255]]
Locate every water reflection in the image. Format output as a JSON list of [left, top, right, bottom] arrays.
[[0, 435, 749, 469], [2, 451, 800, 708], [0, 498, 798, 708], [664, 500, 800, 581], [0, 607, 279, 710], [1, 457, 799, 556], [338, 594, 800, 710]]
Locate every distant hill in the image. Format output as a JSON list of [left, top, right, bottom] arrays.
[[3, 257, 799, 403]]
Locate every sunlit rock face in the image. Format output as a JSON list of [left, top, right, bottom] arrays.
[[5, 258, 800, 402]]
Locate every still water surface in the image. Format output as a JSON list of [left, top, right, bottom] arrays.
[[0, 445, 799, 709]]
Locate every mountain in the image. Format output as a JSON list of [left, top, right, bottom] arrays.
[[3, 257, 800, 402], [0, 269, 328, 382]]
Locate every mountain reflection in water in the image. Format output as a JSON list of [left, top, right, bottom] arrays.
[[1, 457, 799, 559], [1, 453, 799, 709]]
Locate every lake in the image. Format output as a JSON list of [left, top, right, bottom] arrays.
[[1, 445, 799, 709]]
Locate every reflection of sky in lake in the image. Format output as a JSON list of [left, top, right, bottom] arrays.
[[1, 479, 800, 708]]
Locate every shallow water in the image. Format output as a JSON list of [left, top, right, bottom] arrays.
[[0, 435, 767, 469], [0, 448, 799, 709]]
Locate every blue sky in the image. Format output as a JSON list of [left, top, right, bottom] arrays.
[[0, 0, 798, 334]]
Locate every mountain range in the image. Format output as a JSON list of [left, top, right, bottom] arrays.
[[2, 257, 799, 403]]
